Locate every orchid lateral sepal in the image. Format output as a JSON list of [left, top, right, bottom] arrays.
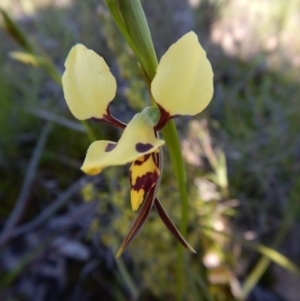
[[115, 190, 197, 257], [154, 198, 196, 253], [115, 185, 156, 258]]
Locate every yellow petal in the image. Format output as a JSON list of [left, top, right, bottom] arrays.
[[130, 153, 160, 211], [62, 44, 116, 120], [151, 31, 213, 117], [81, 112, 165, 175]]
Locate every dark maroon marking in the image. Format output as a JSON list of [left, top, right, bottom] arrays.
[[133, 154, 150, 166], [130, 171, 159, 192], [105, 143, 116, 152], [136, 143, 153, 153], [103, 114, 127, 129], [90, 106, 126, 129], [154, 104, 172, 131], [91, 115, 126, 129]]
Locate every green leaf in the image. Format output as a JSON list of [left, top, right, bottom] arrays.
[[0, 9, 34, 53], [105, 0, 158, 80]]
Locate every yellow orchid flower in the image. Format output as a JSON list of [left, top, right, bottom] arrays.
[[62, 31, 213, 256]]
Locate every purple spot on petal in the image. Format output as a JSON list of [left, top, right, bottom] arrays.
[[136, 143, 153, 153], [105, 143, 116, 152]]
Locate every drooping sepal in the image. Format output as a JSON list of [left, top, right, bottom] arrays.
[[81, 111, 165, 175], [154, 198, 196, 253], [129, 152, 160, 211], [62, 44, 117, 120], [116, 186, 156, 257], [151, 32, 213, 120]]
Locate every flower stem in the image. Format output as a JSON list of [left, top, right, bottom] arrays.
[[161, 121, 188, 235], [162, 120, 188, 301]]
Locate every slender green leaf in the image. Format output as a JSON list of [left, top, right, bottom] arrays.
[[0, 9, 34, 53]]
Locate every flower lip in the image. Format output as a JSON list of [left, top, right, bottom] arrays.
[[130, 153, 160, 211]]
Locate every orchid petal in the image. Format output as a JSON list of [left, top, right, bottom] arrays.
[[151, 31, 213, 118], [62, 44, 116, 120], [81, 112, 165, 175]]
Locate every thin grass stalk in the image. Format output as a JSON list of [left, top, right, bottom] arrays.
[[115, 257, 139, 300], [10, 176, 90, 239], [0, 122, 52, 247]]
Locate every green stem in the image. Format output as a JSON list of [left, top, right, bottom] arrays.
[[161, 121, 188, 235], [162, 120, 188, 301]]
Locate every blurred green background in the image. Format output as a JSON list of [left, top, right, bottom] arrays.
[[0, 0, 300, 300]]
